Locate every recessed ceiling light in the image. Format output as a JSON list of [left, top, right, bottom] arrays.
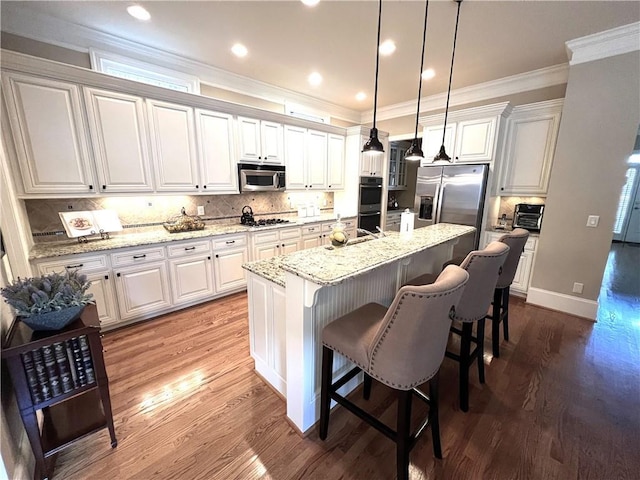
[[355, 92, 367, 102], [127, 5, 151, 21], [231, 43, 248, 58], [379, 40, 396, 56], [421, 68, 435, 80], [308, 72, 323, 86], [301, 0, 320, 6]]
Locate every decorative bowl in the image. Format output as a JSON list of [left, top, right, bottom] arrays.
[[20, 305, 85, 331]]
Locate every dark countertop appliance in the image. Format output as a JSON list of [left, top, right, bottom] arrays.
[[513, 203, 544, 232]]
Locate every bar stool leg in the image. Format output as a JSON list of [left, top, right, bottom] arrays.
[[476, 318, 486, 384], [363, 373, 372, 400], [502, 286, 510, 341], [492, 288, 503, 358], [429, 372, 442, 459], [459, 322, 472, 412], [396, 389, 413, 480], [319, 346, 333, 440]]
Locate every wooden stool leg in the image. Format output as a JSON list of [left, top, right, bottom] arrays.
[[502, 286, 510, 341], [459, 322, 472, 412], [396, 389, 413, 480], [429, 372, 443, 459], [363, 373, 372, 400], [319, 346, 333, 440], [492, 288, 503, 358], [477, 318, 486, 384]]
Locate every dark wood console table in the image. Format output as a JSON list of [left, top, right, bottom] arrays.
[[1, 304, 116, 480]]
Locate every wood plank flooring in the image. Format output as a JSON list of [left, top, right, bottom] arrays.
[[51, 256, 640, 479]]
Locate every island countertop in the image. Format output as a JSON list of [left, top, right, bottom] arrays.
[[243, 223, 475, 287]]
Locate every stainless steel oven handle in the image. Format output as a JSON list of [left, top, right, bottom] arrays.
[[359, 211, 382, 217]]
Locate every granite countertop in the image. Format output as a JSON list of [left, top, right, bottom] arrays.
[[243, 223, 475, 287], [29, 213, 354, 260]]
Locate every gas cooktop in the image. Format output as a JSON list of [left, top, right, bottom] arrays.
[[245, 218, 291, 227]]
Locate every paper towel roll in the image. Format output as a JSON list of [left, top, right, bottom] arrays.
[[400, 209, 414, 233]]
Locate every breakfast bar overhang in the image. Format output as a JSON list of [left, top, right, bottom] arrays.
[[242, 223, 475, 434]]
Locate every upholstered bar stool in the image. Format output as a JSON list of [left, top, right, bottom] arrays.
[[405, 242, 510, 412], [319, 265, 469, 480], [487, 228, 529, 358]]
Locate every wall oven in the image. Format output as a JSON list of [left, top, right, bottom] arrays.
[[238, 163, 286, 192], [358, 176, 383, 234]]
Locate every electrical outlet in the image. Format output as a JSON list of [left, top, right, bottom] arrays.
[[197, 206, 205, 216], [587, 215, 599, 227], [572, 282, 584, 294]]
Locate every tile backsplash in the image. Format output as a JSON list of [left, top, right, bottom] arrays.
[[27, 191, 334, 241]]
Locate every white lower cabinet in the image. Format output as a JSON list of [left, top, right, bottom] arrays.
[[114, 260, 172, 321], [247, 273, 287, 395], [484, 232, 538, 294], [252, 227, 301, 260], [212, 234, 249, 294], [167, 240, 214, 305]]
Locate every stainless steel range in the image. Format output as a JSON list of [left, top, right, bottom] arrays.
[[244, 218, 291, 228]]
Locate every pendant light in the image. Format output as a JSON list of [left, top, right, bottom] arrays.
[[405, 0, 430, 162], [433, 0, 463, 164], [362, 0, 385, 157]]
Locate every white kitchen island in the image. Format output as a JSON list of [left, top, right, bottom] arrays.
[[242, 223, 475, 434]]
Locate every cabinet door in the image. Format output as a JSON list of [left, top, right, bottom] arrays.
[[284, 125, 307, 190], [360, 151, 384, 176], [213, 247, 248, 293], [510, 250, 534, 293], [2, 74, 95, 194], [421, 124, 456, 165], [147, 100, 199, 192], [327, 134, 345, 190], [84, 88, 153, 193], [260, 121, 284, 164], [454, 117, 496, 163], [168, 255, 214, 305], [307, 130, 328, 189], [254, 242, 281, 260], [281, 239, 299, 255], [237, 116, 262, 162], [114, 261, 171, 320], [498, 113, 560, 195], [85, 271, 120, 327], [301, 235, 322, 250], [196, 109, 238, 193]]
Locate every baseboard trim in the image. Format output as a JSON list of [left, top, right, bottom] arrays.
[[526, 287, 598, 321]]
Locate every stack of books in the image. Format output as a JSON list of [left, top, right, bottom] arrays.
[[20, 335, 96, 404]]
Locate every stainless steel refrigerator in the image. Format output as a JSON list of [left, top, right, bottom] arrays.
[[414, 163, 489, 260]]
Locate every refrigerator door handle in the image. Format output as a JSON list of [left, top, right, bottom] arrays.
[[434, 184, 444, 224]]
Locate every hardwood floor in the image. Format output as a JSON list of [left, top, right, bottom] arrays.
[[52, 266, 640, 479]]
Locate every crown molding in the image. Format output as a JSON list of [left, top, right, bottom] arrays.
[[419, 101, 513, 126], [1, 6, 362, 124], [566, 22, 640, 66], [363, 63, 569, 124]]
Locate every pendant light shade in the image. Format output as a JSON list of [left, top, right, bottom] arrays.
[[363, 0, 385, 157], [433, 0, 463, 164], [405, 0, 430, 162]]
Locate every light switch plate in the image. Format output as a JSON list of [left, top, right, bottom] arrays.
[[587, 215, 599, 227], [197, 206, 205, 216]]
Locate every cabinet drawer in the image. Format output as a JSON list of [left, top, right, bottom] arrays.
[[37, 254, 109, 275], [213, 234, 248, 250], [167, 240, 211, 258], [111, 246, 165, 267], [301, 224, 322, 237], [253, 230, 280, 245], [279, 227, 301, 240]]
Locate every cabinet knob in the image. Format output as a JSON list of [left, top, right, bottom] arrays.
[[500, 187, 504, 191], [89, 185, 93, 190], [281, 243, 285, 247], [203, 185, 207, 189], [104, 275, 109, 280], [102, 185, 107, 190], [116, 272, 121, 277], [195, 185, 199, 189]]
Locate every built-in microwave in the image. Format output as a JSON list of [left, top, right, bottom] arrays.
[[238, 163, 286, 192]]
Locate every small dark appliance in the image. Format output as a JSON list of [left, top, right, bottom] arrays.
[[513, 203, 544, 232], [240, 205, 255, 225]]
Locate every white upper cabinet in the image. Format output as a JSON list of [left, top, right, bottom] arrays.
[[327, 134, 345, 190], [284, 127, 334, 191], [83, 88, 154, 193], [237, 116, 284, 164], [497, 100, 563, 196], [306, 130, 328, 189], [2, 73, 95, 195], [195, 109, 238, 193], [147, 99, 199, 192], [420, 102, 511, 166]]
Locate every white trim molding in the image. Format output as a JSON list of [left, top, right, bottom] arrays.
[[566, 22, 640, 66], [526, 287, 599, 321]]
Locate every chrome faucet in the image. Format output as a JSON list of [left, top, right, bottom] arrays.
[[357, 227, 385, 239]]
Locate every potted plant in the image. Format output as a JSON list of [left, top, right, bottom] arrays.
[[1, 270, 94, 331]]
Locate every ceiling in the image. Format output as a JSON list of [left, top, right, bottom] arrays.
[[1, 1, 639, 116]]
